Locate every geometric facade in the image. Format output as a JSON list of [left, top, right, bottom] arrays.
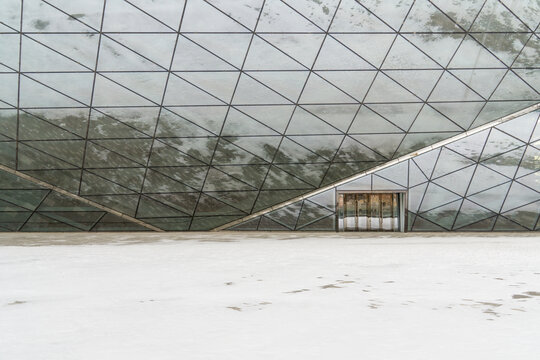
[[1, 0, 539, 231], [226, 109, 540, 231]]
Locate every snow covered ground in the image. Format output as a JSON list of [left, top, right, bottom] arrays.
[[1, 233, 539, 360]]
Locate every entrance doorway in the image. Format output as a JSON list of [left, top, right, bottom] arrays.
[[337, 192, 404, 232]]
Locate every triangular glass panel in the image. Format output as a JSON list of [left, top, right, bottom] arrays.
[[105, 33, 177, 69], [247, 71, 308, 103], [258, 216, 291, 231], [204, 191, 259, 214], [0, 189, 50, 211], [409, 106, 463, 132], [364, 73, 420, 103], [23, 0, 96, 32], [92, 107, 158, 138], [21, 213, 80, 232], [212, 138, 268, 165], [375, 161, 409, 187], [284, 0, 339, 29], [298, 215, 335, 231], [224, 136, 280, 162], [140, 217, 191, 231], [127, 0, 186, 29], [177, 71, 239, 103], [296, 200, 334, 229], [206, 0, 263, 31], [143, 169, 195, 193], [303, 104, 359, 133], [260, 34, 325, 68], [195, 193, 246, 216], [266, 200, 302, 229], [222, 108, 278, 136], [492, 216, 528, 231], [500, 182, 540, 213], [92, 138, 152, 165], [214, 165, 270, 189], [426, 0, 481, 29], [491, 71, 539, 101], [160, 137, 218, 164], [351, 134, 405, 159], [429, 102, 485, 130], [185, 33, 252, 68], [180, 0, 249, 32], [450, 69, 507, 99], [101, 72, 167, 104], [433, 164, 475, 196], [232, 74, 292, 105], [190, 216, 244, 231], [466, 165, 510, 195], [22, 140, 85, 167], [21, 37, 89, 72], [253, 189, 311, 212], [445, 129, 489, 161], [286, 107, 341, 135], [0, 34, 19, 69], [103, 0, 174, 32], [89, 168, 146, 193], [402, 0, 463, 32], [36, 211, 104, 231], [360, 104, 422, 131], [28, 33, 99, 70], [19, 76, 81, 107], [80, 171, 137, 195], [516, 146, 540, 178], [316, 70, 377, 102], [372, 174, 405, 190], [97, 36, 162, 71], [18, 112, 81, 141], [497, 111, 538, 143], [383, 36, 441, 69], [471, 1, 529, 32], [333, 136, 386, 162], [322, 162, 381, 186], [501, 201, 540, 230], [362, 0, 414, 31], [458, 216, 496, 232], [431, 148, 475, 179], [22, 108, 89, 139], [480, 128, 526, 161], [307, 189, 336, 211], [419, 199, 462, 230], [453, 199, 496, 229], [146, 191, 200, 214], [299, 74, 357, 104], [333, 34, 395, 68], [404, 34, 464, 67], [83, 194, 140, 217], [163, 74, 224, 106], [412, 148, 440, 179], [91, 213, 149, 232], [262, 166, 315, 190], [156, 109, 214, 138], [85, 142, 143, 168], [256, 0, 322, 32], [338, 175, 372, 191], [516, 171, 540, 191], [287, 135, 342, 161], [171, 36, 235, 71], [470, 101, 538, 129], [17, 143, 75, 170], [314, 36, 374, 70], [396, 132, 458, 157], [165, 106, 228, 134], [419, 182, 462, 212], [467, 182, 511, 213], [25, 72, 94, 105], [429, 71, 484, 102], [235, 105, 295, 134], [408, 160, 428, 187], [22, 169, 81, 193], [136, 196, 189, 218], [277, 163, 330, 187], [244, 36, 305, 70], [449, 35, 506, 68], [92, 75, 154, 106], [203, 168, 256, 191], [411, 215, 446, 231], [330, 0, 394, 32], [513, 35, 540, 68], [385, 70, 443, 101]]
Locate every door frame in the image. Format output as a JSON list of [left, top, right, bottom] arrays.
[[335, 190, 408, 232]]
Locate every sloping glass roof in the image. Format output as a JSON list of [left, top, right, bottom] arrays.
[[0, 0, 539, 230]]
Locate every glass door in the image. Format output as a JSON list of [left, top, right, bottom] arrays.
[[338, 193, 401, 232]]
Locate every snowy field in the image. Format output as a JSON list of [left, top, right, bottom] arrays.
[[1, 232, 539, 360]]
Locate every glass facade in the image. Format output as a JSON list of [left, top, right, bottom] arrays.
[[0, 0, 539, 231]]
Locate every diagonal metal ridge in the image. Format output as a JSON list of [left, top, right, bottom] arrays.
[[212, 102, 540, 231], [0, 164, 164, 232]]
